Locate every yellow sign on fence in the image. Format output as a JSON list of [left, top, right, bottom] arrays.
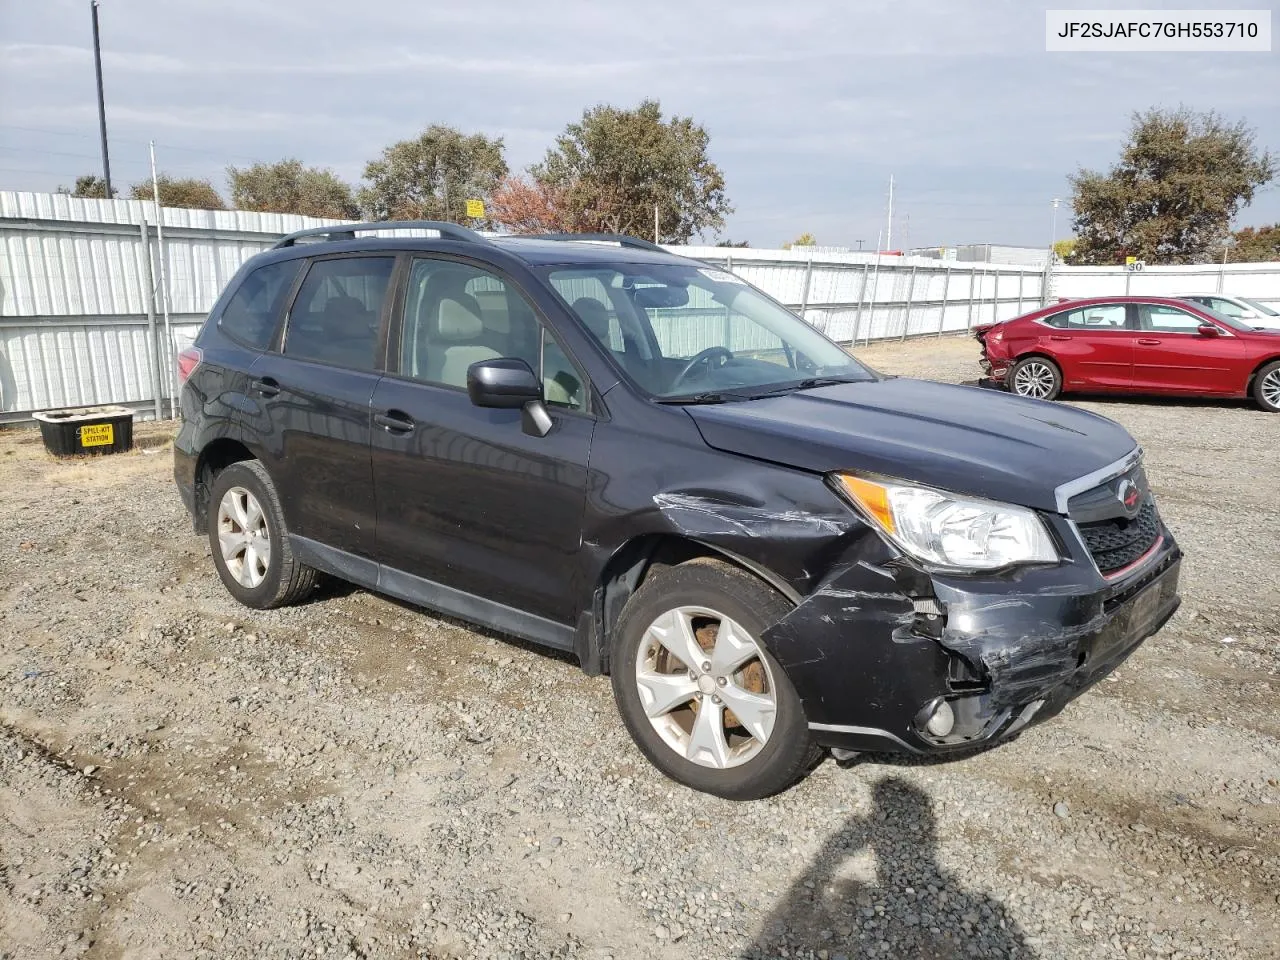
[[465, 199, 485, 219]]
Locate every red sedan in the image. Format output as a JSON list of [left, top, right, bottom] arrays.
[[976, 296, 1280, 412]]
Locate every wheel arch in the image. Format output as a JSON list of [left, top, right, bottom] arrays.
[[192, 437, 257, 531], [580, 533, 797, 677], [1246, 354, 1280, 391]]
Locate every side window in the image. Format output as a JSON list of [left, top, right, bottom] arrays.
[[1051, 304, 1127, 329], [1208, 297, 1245, 317], [541, 328, 587, 411], [400, 259, 543, 389], [284, 257, 394, 370], [218, 259, 300, 348], [1142, 304, 1204, 333]]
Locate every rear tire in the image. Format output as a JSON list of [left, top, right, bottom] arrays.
[[207, 460, 317, 609], [1252, 360, 1280, 412], [1009, 356, 1062, 401], [610, 558, 819, 800]]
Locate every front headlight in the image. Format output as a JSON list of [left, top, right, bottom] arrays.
[[832, 473, 1059, 571]]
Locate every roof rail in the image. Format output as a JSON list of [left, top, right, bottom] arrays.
[[271, 220, 486, 250], [518, 233, 667, 253]]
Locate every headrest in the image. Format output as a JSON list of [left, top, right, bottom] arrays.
[[437, 298, 484, 340], [572, 297, 611, 343]]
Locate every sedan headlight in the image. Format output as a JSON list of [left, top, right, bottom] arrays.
[[832, 473, 1059, 571]]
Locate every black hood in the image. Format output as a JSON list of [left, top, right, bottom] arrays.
[[684, 378, 1136, 512]]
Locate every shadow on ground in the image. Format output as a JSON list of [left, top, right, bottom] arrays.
[[741, 777, 1033, 960]]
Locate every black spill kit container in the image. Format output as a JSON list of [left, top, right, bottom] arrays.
[[32, 405, 135, 457]]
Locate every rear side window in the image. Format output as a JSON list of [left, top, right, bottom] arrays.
[[1043, 304, 1127, 329], [284, 257, 395, 371], [218, 259, 300, 348]]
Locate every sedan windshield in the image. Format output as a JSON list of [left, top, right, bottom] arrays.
[[1240, 297, 1280, 317], [1194, 305, 1258, 332], [540, 262, 872, 400]]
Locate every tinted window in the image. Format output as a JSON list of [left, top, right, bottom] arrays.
[[1044, 304, 1127, 329], [219, 259, 300, 348], [542, 328, 587, 411], [284, 257, 394, 370], [1141, 304, 1203, 333], [1206, 297, 1246, 317], [400, 259, 546, 389]]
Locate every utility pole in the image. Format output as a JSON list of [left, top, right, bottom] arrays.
[[90, 1, 112, 196], [1049, 198, 1062, 253], [855, 239, 865, 251], [885, 175, 894, 251]]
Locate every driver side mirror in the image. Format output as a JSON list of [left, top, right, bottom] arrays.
[[1196, 324, 1220, 337]]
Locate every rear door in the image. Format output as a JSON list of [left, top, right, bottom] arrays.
[[370, 256, 595, 628], [1131, 303, 1247, 394], [241, 254, 397, 558], [1035, 303, 1136, 390]]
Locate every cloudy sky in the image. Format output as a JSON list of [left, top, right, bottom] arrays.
[[1, 0, 1277, 247]]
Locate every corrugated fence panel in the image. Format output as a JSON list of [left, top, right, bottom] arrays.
[[3, 190, 1279, 422]]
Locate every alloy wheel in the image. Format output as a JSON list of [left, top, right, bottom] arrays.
[[1013, 361, 1056, 399], [634, 606, 778, 769], [216, 486, 271, 589], [1262, 368, 1280, 409]]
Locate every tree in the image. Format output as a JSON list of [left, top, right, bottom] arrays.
[[715, 239, 750, 247], [60, 174, 116, 199], [358, 125, 507, 223], [227, 159, 359, 219], [1052, 238, 1077, 261], [1230, 224, 1280, 262], [532, 99, 731, 244], [784, 233, 817, 250], [129, 175, 225, 210], [487, 174, 577, 234], [1068, 107, 1275, 265]]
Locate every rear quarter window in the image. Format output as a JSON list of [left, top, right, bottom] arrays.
[[218, 259, 301, 349]]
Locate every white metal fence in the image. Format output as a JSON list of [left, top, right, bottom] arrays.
[[2, 190, 1279, 423]]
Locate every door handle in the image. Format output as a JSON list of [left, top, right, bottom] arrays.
[[374, 410, 415, 434], [250, 376, 280, 397], [1049, 335, 1071, 341], [1137, 338, 1162, 345]]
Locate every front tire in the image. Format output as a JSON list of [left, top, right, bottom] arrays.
[[1009, 356, 1062, 401], [610, 558, 818, 800], [1253, 360, 1280, 412], [207, 460, 317, 609]]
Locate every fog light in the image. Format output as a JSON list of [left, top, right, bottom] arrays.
[[926, 699, 955, 737]]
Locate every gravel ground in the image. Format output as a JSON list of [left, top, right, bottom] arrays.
[[1, 334, 1277, 960]]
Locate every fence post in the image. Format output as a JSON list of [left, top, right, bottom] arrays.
[[900, 264, 917, 341], [866, 254, 883, 345], [799, 257, 814, 325], [992, 269, 1000, 325], [137, 209, 163, 421], [726, 253, 734, 274], [1124, 267, 1131, 296], [1017, 270, 1024, 316], [937, 266, 951, 336], [852, 261, 870, 344], [966, 265, 976, 329]]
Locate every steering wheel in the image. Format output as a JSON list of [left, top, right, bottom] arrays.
[[672, 346, 734, 390]]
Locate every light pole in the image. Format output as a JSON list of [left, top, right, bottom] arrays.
[[1049, 198, 1062, 255], [90, 0, 111, 196]]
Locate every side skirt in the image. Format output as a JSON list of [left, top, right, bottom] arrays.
[[291, 536, 576, 653]]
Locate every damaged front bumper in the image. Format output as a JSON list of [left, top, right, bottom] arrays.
[[762, 527, 1182, 756]]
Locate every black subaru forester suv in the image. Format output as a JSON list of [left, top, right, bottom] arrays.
[[175, 222, 1182, 799]]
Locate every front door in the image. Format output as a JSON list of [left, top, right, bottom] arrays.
[[371, 256, 594, 626], [1131, 303, 1247, 394], [241, 254, 396, 558]]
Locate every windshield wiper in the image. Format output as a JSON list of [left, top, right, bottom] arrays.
[[748, 376, 863, 398], [655, 391, 754, 405]]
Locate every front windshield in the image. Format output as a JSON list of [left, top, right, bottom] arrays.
[[1239, 297, 1280, 317], [540, 262, 872, 399]]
